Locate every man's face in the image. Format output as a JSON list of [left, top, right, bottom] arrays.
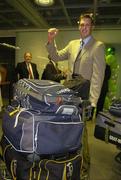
[[79, 17, 93, 39], [24, 53, 32, 63]]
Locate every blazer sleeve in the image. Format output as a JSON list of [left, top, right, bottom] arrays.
[[46, 40, 69, 61]]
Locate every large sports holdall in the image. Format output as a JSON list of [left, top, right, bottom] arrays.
[[94, 111, 121, 147], [1, 136, 82, 180], [2, 104, 84, 156], [13, 78, 81, 112]]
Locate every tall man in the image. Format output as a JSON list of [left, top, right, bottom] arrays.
[[15, 52, 39, 81], [46, 14, 106, 179]]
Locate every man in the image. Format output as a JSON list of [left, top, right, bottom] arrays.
[[41, 55, 67, 82], [15, 52, 39, 81], [46, 14, 105, 108], [46, 14, 106, 179]]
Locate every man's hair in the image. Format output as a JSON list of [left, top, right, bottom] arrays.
[[24, 52, 32, 57], [79, 14, 94, 25]]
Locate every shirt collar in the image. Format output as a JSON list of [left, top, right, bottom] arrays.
[[81, 35, 92, 47]]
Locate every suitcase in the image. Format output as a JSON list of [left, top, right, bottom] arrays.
[[94, 111, 121, 147]]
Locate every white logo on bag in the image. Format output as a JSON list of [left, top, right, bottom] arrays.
[[109, 135, 121, 144], [57, 88, 71, 94], [66, 162, 73, 178]]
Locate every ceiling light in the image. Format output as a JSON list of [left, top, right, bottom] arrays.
[[34, 0, 54, 6]]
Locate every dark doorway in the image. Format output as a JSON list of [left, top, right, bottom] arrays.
[[0, 37, 16, 104]]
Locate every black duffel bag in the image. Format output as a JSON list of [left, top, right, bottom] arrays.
[[64, 75, 90, 100], [109, 99, 121, 117]]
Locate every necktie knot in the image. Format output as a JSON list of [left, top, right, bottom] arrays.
[[80, 40, 84, 49]]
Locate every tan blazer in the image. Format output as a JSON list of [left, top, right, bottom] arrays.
[[46, 37, 106, 107]]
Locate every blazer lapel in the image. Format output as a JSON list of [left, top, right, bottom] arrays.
[[80, 37, 95, 58], [23, 61, 28, 70], [74, 40, 82, 61]]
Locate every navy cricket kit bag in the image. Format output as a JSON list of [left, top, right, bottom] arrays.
[[94, 111, 121, 147], [1, 79, 85, 180]]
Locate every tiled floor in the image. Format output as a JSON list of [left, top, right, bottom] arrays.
[[0, 107, 121, 180]]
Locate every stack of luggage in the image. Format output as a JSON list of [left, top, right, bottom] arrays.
[[0, 79, 91, 180]]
